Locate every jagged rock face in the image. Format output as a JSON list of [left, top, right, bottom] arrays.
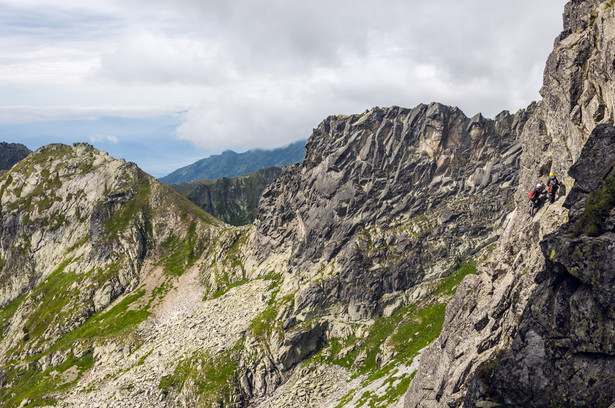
[[0, 142, 30, 171], [562, 0, 603, 34], [405, 1, 615, 407], [170, 166, 282, 226], [195, 103, 536, 407], [482, 124, 615, 407], [514, 0, 615, 208], [255, 103, 531, 319]]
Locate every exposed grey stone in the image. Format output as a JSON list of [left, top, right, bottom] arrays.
[[255, 102, 531, 321], [481, 124, 615, 408], [406, 2, 615, 407]]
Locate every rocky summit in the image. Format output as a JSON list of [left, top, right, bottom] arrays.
[[0, 1, 615, 408], [254, 103, 531, 320]]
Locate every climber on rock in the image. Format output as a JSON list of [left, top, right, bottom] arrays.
[[547, 172, 559, 203], [529, 183, 545, 216]]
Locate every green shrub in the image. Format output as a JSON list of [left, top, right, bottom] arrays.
[[573, 175, 615, 237]]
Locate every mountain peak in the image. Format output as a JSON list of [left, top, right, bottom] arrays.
[[159, 140, 306, 184], [0, 141, 31, 171]]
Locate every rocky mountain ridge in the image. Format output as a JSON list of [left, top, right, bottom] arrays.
[[253, 102, 531, 320], [0, 107, 532, 407], [0, 142, 235, 407]]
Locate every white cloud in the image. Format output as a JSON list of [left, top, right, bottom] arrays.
[[169, 0, 569, 150], [95, 28, 227, 84], [176, 81, 324, 150], [0, 48, 98, 85], [89, 133, 119, 144], [0, 0, 570, 159], [0, 106, 181, 124]]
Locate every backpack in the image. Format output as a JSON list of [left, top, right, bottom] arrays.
[[529, 190, 536, 201]]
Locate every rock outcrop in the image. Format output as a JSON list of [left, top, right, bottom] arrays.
[[255, 104, 531, 320], [405, 1, 615, 406], [170, 166, 282, 226], [481, 123, 615, 408]]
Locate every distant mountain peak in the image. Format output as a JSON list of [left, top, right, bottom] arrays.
[[159, 140, 306, 184], [0, 142, 31, 171]]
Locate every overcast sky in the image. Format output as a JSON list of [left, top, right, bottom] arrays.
[[0, 0, 568, 177]]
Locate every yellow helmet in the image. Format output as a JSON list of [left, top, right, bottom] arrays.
[[549, 172, 554, 177]]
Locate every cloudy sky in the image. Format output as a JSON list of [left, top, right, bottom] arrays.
[[0, 0, 568, 177]]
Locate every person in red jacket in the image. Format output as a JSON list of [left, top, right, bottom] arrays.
[[529, 183, 545, 216]]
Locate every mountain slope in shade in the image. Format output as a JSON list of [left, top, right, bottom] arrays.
[[159, 140, 305, 184], [0, 142, 31, 170], [170, 166, 283, 226]]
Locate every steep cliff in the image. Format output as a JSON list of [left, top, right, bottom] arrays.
[[405, 1, 615, 406], [171, 167, 282, 226], [254, 104, 531, 319], [482, 123, 615, 408]]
